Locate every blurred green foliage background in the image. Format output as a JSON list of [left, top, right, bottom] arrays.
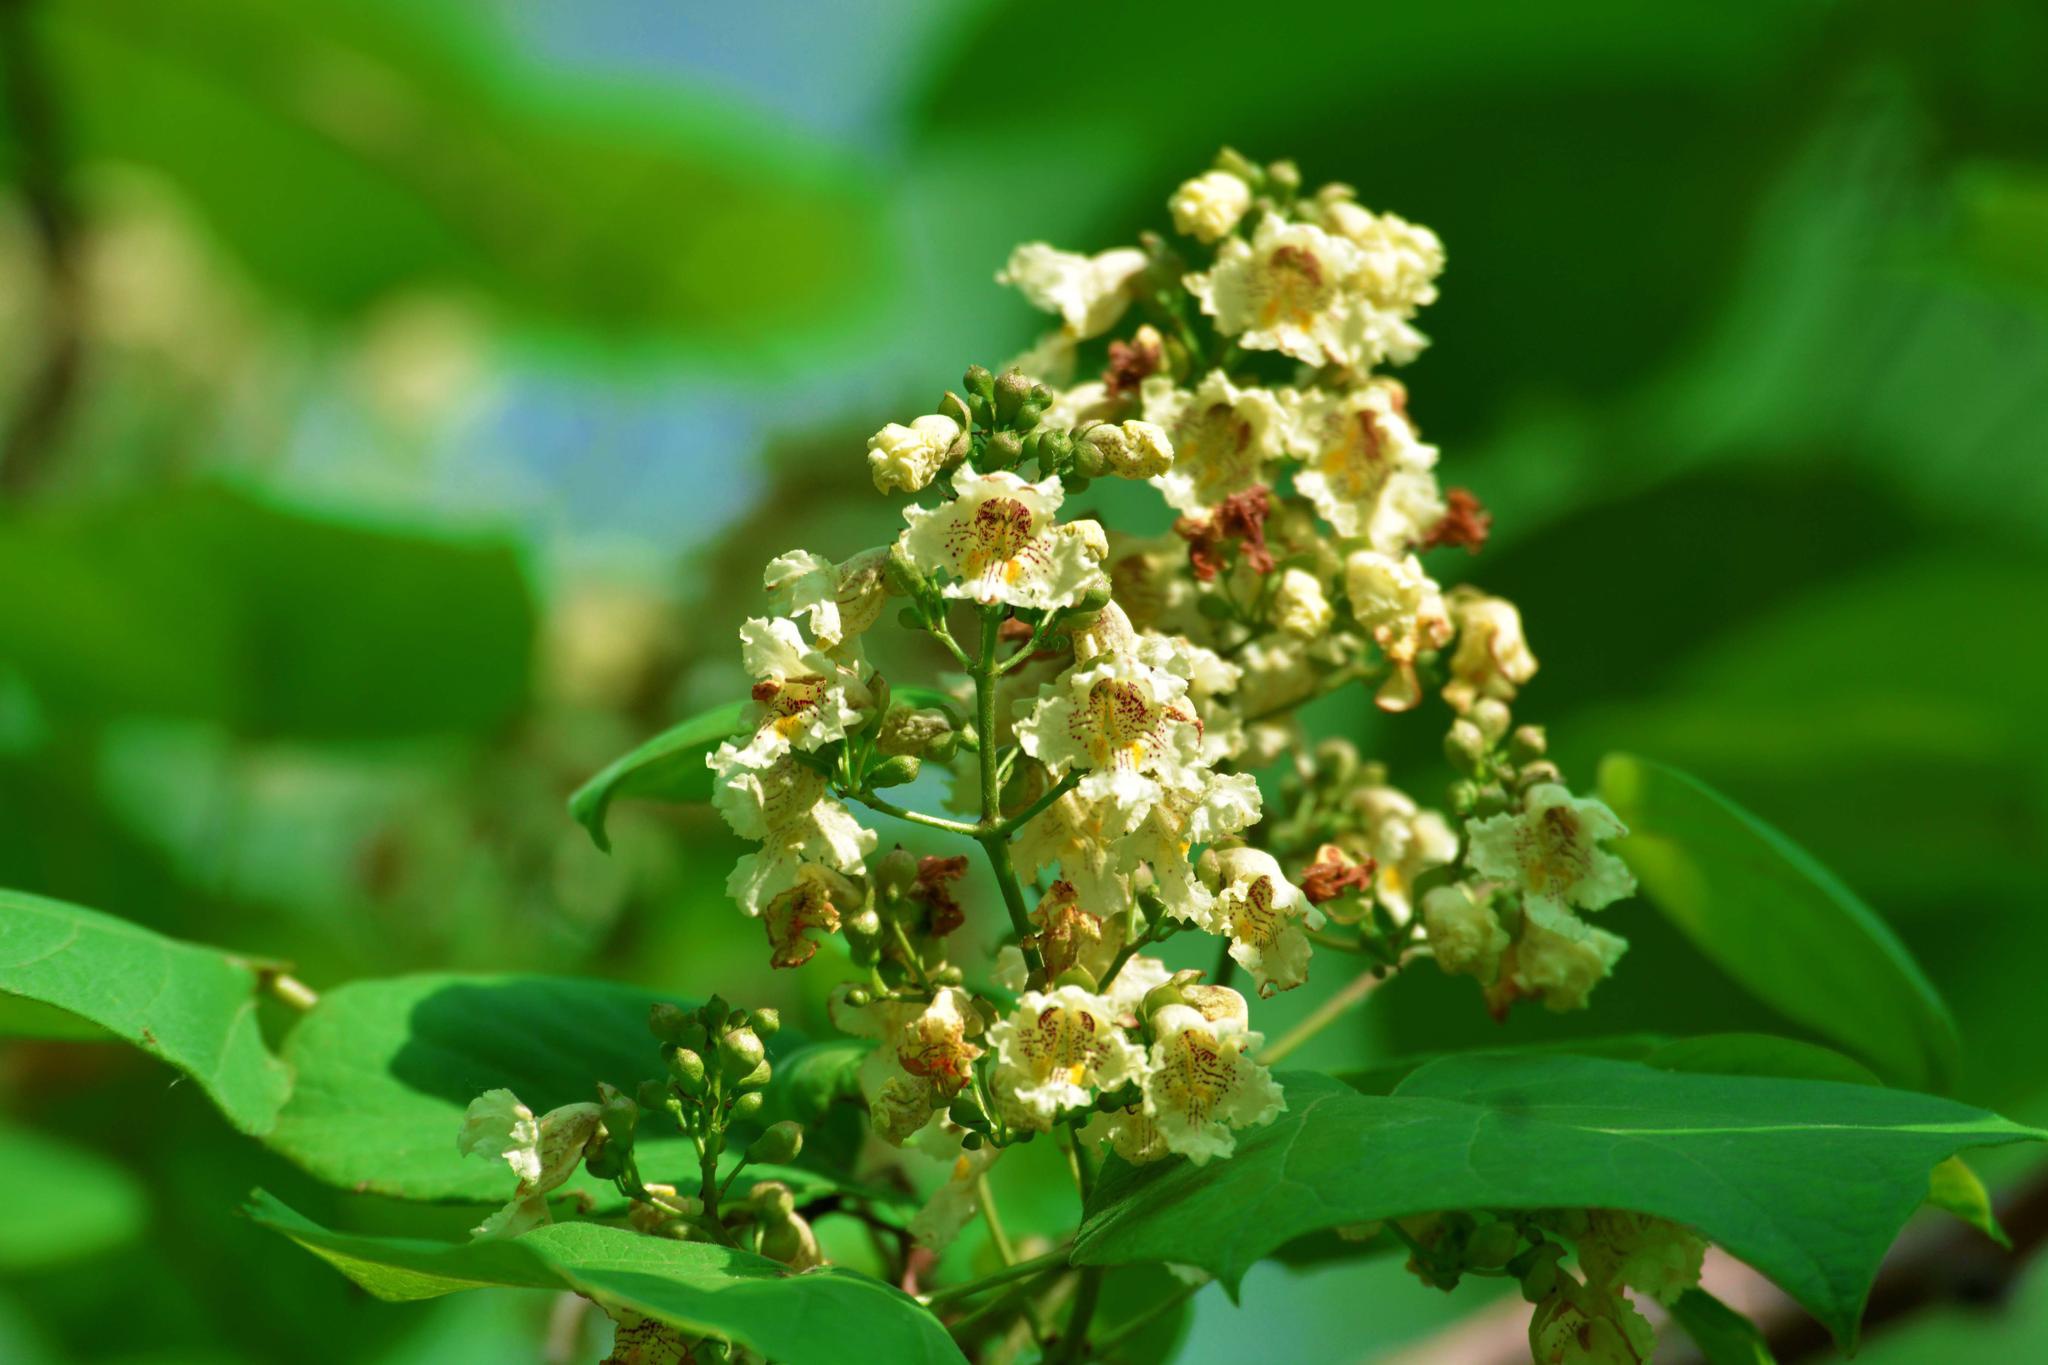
[[2, 0, 2045, 1360]]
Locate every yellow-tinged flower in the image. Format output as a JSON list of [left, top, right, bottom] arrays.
[[1528, 1273, 1656, 1365], [998, 243, 1148, 339], [1346, 783, 1459, 924], [762, 863, 857, 969], [1505, 915, 1629, 1014], [1209, 846, 1322, 996], [1576, 1211, 1707, 1307], [1141, 371, 1291, 516], [1141, 1003, 1285, 1164], [1015, 650, 1204, 817], [1186, 215, 1371, 369], [1344, 551, 1452, 712], [727, 615, 870, 769], [1270, 567, 1335, 640], [762, 546, 891, 647], [1421, 881, 1508, 982], [457, 1089, 603, 1239], [899, 465, 1107, 612], [1292, 381, 1443, 551], [1466, 783, 1635, 934], [868, 413, 962, 494], [710, 750, 875, 915], [1443, 588, 1538, 712], [1169, 169, 1252, 244], [990, 985, 1147, 1129]]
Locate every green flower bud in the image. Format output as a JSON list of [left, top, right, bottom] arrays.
[[701, 995, 731, 1032], [728, 1090, 766, 1121], [698, 1339, 733, 1365], [885, 544, 933, 602], [748, 1120, 804, 1166], [963, 364, 995, 403], [668, 1047, 708, 1094], [1448, 780, 1480, 816], [984, 429, 1024, 468], [962, 1130, 985, 1151], [1466, 1220, 1520, 1270], [865, 754, 921, 789], [726, 1008, 751, 1032], [1508, 724, 1548, 764], [636, 1079, 671, 1113], [648, 1002, 691, 1045], [717, 1028, 766, 1082], [844, 986, 873, 1008], [738, 1058, 773, 1091], [1053, 966, 1099, 992], [1444, 718, 1488, 776], [993, 369, 1032, 423], [749, 1180, 797, 1220], [583, 1140, 622, 1180], [750, 1007, 781, 1039], [598, 1083, 638, 1149], [1140, 982, 1188, 1019], [1516, 760, 1563, 792]]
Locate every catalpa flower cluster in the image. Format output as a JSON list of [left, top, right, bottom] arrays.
[[679, 147, 1638, 1251]]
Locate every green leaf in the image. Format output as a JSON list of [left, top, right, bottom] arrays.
[[1597, 754, 1962, 1091], [1667, 1288, 1778, 1365], [22, 0, 891, 338], [0, 992, 112, 1041], [763, 1039, 871, 1125], [1641, 1033, 1884, 1088], [0, 1123, 149, 1272], [0, 888, 291, 1133], [266, 973, 692, 1203], [1073, 1055, 2043, 1346], [1926, 1155, 2008, 1248], [570, 703, 747, 852], [0, 487, 533, 739], [246, 1192, 965, 1365]]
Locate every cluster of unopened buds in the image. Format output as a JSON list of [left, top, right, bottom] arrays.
[[454, 148, 1661, 1359]]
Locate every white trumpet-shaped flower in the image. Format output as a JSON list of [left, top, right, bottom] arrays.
[[989, 986, 1147, 1129], [1210, 846, 1323, 996], [899, 466, 1107, 612], [1141, 1004, 1285, 1165]]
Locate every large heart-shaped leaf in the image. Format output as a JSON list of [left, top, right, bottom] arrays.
[[569, 702, 746, 852], [247, 1192, 965, 1365], [1073, 1056, 2042, 1345], [0, 888, 291, 1133], [1598, 754, 1962, 1090]]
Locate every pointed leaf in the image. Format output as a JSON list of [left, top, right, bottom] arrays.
[[1073, 1056, 2043, 1346], [570, 703, 747, 851], [1597, 754, 1961, 1090], [0, 889, 291, 1132], [247, 1192, 965, 1365]]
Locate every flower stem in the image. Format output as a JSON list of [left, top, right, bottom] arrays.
[[973, 606, 1045, 979], [841, 789, 980, 837], [1260, 967, 1385, 1065], [924, 1246, 1072, 1306]]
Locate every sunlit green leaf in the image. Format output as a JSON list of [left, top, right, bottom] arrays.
[[1075, 1056, 2042, 1346], [1926, 1155, 2008, 1248], [0, 888, 291, 1132], [1598, 754, 1961, 1091], [569, 703, 747, 852], [247, 1191, 965, 1365]]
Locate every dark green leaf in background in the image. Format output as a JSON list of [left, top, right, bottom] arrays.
[[1668, 1287, 1779, 1365], [0, 1122, 149, 1272], [1598, 754, 1962, 1092]]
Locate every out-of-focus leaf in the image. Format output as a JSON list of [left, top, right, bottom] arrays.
[[14, 0, 891, 340], [0, 1122, 149, 1271], [1668, 1288, 1778, 1365], [0, 888, 291, 1132], [1075, 1057, 2043, 1346], [1337, 1034, 1669, 1095], [569, 703, 746, 852], [1927, 1155, 2008, 1248], [0, 486, 533, 740], [762, 1038, 869, 1125], [1598, 754, 1961, 1091], [247, 1192, 965, 1365]]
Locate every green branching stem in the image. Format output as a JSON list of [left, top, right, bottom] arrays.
[[924, 1245, 1073, 1307], [973, 606, 1046, 979], [842, 789, 981, 837]]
